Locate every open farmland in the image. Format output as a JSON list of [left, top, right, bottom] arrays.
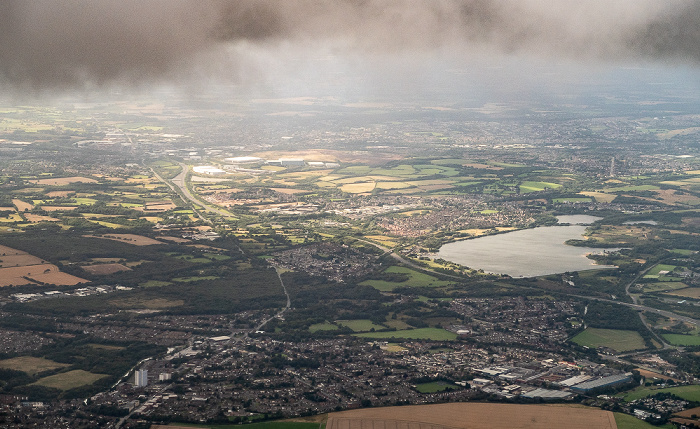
[[0, 253, 45, 267], [326, 403, 616, 429], [667, 287, 700, 298], [0, 263, 87, 287], [12, 199, 33, 212], [29, 176, 98, 186], [85, 234, 164, 246]]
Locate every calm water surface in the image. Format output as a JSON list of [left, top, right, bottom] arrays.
[[437, 218, 615, 277]]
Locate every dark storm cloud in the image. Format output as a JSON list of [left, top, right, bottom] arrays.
[[0, 0, 698, 91]]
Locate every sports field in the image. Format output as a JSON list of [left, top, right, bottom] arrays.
[[31, 369, 107, 390], [0, 356, 69, 376], [571, 328, 646, 352]]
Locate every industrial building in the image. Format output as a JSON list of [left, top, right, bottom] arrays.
[[569, 373, 632, 393], [266, 158, 305, 167], [224, 156, 264, 164], [192, 165, 226, 175]]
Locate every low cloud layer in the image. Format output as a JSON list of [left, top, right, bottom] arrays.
[[0, 0, 698, 92]]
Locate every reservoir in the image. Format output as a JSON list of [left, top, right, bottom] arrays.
[[437, 216, 616, 277]]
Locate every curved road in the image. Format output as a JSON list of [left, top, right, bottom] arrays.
[[354, 238, 467, 282], [117, 163, 291, 428], [170, 162, 233, 218]]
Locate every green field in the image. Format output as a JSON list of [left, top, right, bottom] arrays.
[[644, 264, 679, 279], [604, 184, 660, 192], [571, 328, 646, 352], [140, 280, 172, 287], [355, 328, 457, 341], [614, 412, 673, 429], [31, 369, 108, 390], [671, 249, 695, 256], [662, 334, 700, 346], [0, 356, 69, 376], [519, 181, 562, 193], [360, 266, 453, 291], [309, 322, 338, 333], [622, 384, 700, 402], [172, 276, 219, 282], [415, 381, 459, 393], [336, 319, 386, 332], [642, 282, 687, 293]]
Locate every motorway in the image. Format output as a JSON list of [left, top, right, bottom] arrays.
[[115, 163, 290, 428], [161, 162, 234, 219]]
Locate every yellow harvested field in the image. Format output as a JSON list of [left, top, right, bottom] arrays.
[[45, 191, 73, 197], [581, 191, 617, 203], [24, 213, 60, 223], [667, 288, 700, 299], [375, 182, 412, 190], [138, 202, 177, 212], [319, 175, 343, 181], [30, 176, 97, 185], [41, 206, 77, 212], [652, 189, 700, 205], [85, 234, 163, 246], [0, 264, 88, 287], [340, 182, 376, 193], [0, 254, 45, 267], [0, 245, 28, 255], [335, 176, 375, 184], [327, 403, 616, 429], [12, 199, 33, 212]]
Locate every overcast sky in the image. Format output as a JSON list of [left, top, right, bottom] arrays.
[[1, 0, 698, 101]]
